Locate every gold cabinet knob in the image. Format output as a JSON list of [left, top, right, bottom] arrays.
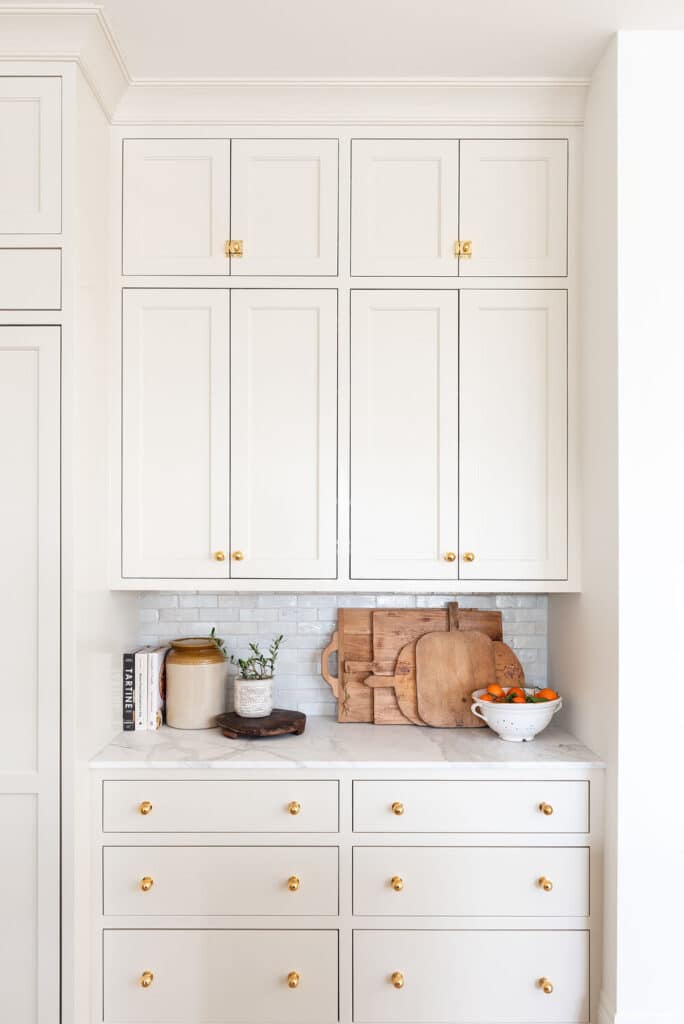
[[139, 801, 153, 816], [214, 550, 226, 561], [462, 551, 475, 562], [538, 977, 554, 995], [288, 801, 301, 816], [390, 876, 404, 892], [140, 971, 154, 989], [231, 550, 244, 561], [139, 876, 154, 892], [391, 972, 405, 989], [391, 802, 404, 816], [287, 971, 300, 989], [539, 802, 554, 816], [460, 240, 473, 257], [288, 875, 301, 891], [225, 240, 244, 257], [444, 551, 457, 562], [538, 876, 553, 892]]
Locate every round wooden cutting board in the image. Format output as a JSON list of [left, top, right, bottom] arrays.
[[216, 709, 306, 739]]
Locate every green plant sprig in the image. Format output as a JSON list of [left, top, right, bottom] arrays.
[[230, 634, 284, 680]]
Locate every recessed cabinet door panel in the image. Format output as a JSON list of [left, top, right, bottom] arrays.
[[353, 930, 588, 1023], [0, 77, 61, 233], [459, 290, 567, 580], [123, 140, 230, 275], [351, 140, 459, 276], [231, 139, 338, 275], [351, 291, 459, 579], [459, 140, 568, 276], [122, 289, 230, 579], [230, 290, 337, 579]]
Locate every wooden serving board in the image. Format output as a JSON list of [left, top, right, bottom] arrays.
[[416, 630, 495, 728], [321, 609, 374, 722], [216, 709, 306, 739]]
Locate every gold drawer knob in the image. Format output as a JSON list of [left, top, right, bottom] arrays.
[[539, 802, 554, 816], [288, 875, 301, 891], [391, 802, 404, 816], [287, 971, 300, 989], [462, 551, 475, 562], [391, 972, 405, 989], [214, 550, 226, 561], [390, 876, 404, 892], [538, 876, 553, 892], [140, 971, 154, 989], [232, 550, 245, 561], [444, 551, 457, 562], [288, 801, 301, 816], [139, 801, 153, 816], [139, 876, 154, 892], [538, 977, 554, 995]]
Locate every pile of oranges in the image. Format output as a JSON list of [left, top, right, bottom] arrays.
[[478, 684, 559, 704]]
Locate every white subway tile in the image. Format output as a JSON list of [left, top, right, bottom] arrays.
[[159, 607, 199, 622]]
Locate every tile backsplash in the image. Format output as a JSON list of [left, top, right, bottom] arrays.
[[138, 593, 548, 717]]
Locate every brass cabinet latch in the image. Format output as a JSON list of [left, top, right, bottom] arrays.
[[225, 240, 244, 257], [453, 240, 473, 257]]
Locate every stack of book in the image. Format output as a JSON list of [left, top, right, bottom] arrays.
[[122, 646, 170, 731]]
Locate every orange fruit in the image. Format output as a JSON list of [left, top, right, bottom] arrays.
[[536, 688, 559, 701], [512, 696, 526, 704], [506, 686, 525, 699], [486, 683, 506, 698], [479, 693, 494, 702]]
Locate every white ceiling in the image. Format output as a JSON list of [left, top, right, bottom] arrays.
[[13, 0, 684, 79]]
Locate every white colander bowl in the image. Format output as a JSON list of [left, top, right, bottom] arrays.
[[471, 688, 562, 742]]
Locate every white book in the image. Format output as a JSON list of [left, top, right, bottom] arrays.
[[134, 648, 149, 731], [147, 646, 169, 730]]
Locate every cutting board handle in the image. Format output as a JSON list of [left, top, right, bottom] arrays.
[[321, 631, 340, 700]]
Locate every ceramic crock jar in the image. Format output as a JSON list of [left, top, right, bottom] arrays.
[[165, 638, 227, 729]]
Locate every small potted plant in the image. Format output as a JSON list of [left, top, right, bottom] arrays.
[[230, 634, 284, 718]]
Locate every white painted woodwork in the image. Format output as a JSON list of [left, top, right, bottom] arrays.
[[459, 290, 568, 579], [0, 249, 60, 309], [0, 78, 61, 233], [353, 929, 588, 1023], [353, 781, 588, 833], [121, 289, 230, 579], [0, 328, 60, 1023], [459, 140, 568, 276], [230, 139, 338, 275], [104, 929, 338, 1023], [103, 780, 339, 832], [230, 290, 337, 578], [353, 846, 589, 917], [123, 139, 230, 274], [351, 140, 460, 275], [350, 290, 459, 579], [104, 845, 339, 916]]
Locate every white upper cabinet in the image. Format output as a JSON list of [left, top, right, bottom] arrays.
[[123, 140, 231, 275], [230, 290, 338, 579], [459, 290, 567, 580], [0, 78, 61, 234], [459, 139, 568, 276], [230, 140, 338, 275], [351, 291, 459, 579], [122, 289, 230, 578], [351, 140, 460, 276]]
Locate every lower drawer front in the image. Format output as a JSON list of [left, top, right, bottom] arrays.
[[353, 846, 588, 917], [103, 846, 339, 916], [353, 930, 588, 1023], [104, 929, 338, 1023]]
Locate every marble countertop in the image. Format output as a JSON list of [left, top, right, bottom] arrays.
[[90, 718, 601, 770]]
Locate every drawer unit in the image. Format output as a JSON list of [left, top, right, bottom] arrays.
[[104, 845, 339, 916], [104, 929, 339, 1023], [353, 929, 588, 1023], [353, 780, 589, 833], [0, 249, 61, 309], [353, 846, 589, 917], [103, 780, 339, 833]]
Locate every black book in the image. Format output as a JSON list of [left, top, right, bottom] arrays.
[[122, 650, 136, 731]]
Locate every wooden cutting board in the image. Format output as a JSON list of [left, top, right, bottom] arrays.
[[321, 609, 374, 723], [416, 630, 496, 727]]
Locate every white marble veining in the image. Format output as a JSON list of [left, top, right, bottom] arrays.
[[90, 719, 601, 770]]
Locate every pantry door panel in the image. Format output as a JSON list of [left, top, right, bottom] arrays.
[[123, 140, 230, 275], [230, 290, 337, 579], [230, 139, 338, 275], [0, 77, 61, 233], [459, 140, 568, 276], [351, 291, 459, 579], [122, 290, 230, 578], [351, 140, 459, 276], [459, 290, 567, 580]]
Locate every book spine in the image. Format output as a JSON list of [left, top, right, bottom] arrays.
[[135, 650, 148, 731], [147, 648, 168, 730], [122, 652, 135, 731]]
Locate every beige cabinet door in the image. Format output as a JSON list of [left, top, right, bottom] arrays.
[[459, 290, 567, 580], [0, 328, 60, 1023], [0, 78, 61, 233], [122, 289, 230, 578], [230, 139, 338, 275], [351, 140, 459, 275], [123, 139, 230, 274], [350, 290, 459, 579], [459, 140, 568, 276], [230, 290, 338, 579]]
